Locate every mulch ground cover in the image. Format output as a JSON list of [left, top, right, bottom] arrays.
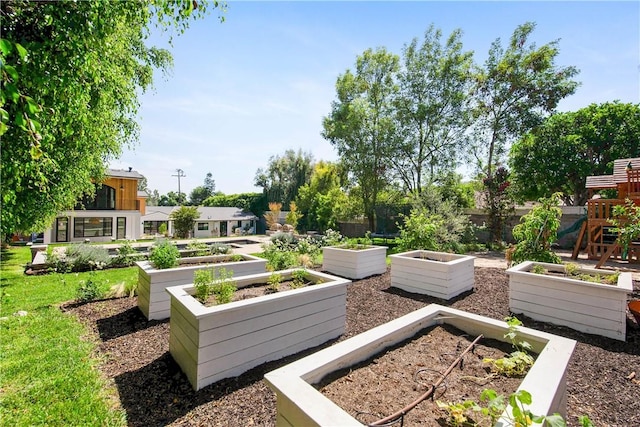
[[63, 267, 640, 426]]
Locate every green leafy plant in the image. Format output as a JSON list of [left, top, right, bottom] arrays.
[[170, 205, 200, 238], [483, 316, 534, 377], [111, 240, 140, 267], [438, 388, 574, 427], [149, 239, 179, 269], [611, 198, 640, 254], [76, 271, 104, 302], [210, 268, 237, 304], [193, 269, 214, 303], [186, 240, 209, 257], [210, 243, 231, 255], [49, 244, 111, 272], [266, 272, 282, 293], [530, 264, 546, 275], [291, 269, 308, 288], [158, 222, 168, 236], [192, 267, 237, 305], [564, 262, 620, 285], [507, 193, 562, 266]]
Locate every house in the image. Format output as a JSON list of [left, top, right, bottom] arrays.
[[43, 168, 147, 244], [141, 206, 258, 238]]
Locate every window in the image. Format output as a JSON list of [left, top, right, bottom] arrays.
[[197, 222, 209, 231], [74, 217, 113, 238], [56, 217, 69, 242], [144, 221, 167, 235], [76, 184, 116, 210], [117, 217, 126, 240]]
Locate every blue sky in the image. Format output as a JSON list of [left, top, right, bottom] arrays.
[[110, 1, 640, 196]]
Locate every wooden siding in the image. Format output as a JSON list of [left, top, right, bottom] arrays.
[[167, 270, 350, 390], [390, 251, 475, 300], [265, 305, 576, 426], [322, 246, 387, 279], [136, 255, 267, 320], [508, 261, 632, 341], [103, 177, 139, 211]]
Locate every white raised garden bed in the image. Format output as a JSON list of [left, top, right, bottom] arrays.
[[322, 245, 387, 279], [390, 250, 475, 299], [166, 269, 351, 391], [264, 304, 576, 427], [137, 254, 267, 320], [507, 261, 633, 341]]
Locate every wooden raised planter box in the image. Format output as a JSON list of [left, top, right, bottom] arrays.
[[507, 261, 633, 341], [137, 254, 267, 320], [322, 245, 387, 279], [390, 250, 475, 299], [166, 269, 351, 391], [265, 304, 576, 426]]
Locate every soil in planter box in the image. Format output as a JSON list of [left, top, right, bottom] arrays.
[[530, 268, 619, 286], [316, 324, 529, 426], [201, 279, 317, 305], [234, 279, 316, 300]]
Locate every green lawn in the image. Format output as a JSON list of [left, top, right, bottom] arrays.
[[0, 246, 133, 426]]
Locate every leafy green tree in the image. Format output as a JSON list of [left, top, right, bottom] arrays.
[[189, 186, 212, 206], [170, 205, 199, 238], [469, 22, 579, 242], [254, 149, 314, 207], [204, 172, 216, 194], [0, 0, 222, 237], [510, 102, 640, 205], [393, 26, 474, 193], [483, 166, 515, 246], [159, 191, 186, 206], [203, 192, 267, 218], [323, 47, 399, 232], [296, 161, 348, 232], [436, 172, 476, 209], [507, 193, 563, 265]]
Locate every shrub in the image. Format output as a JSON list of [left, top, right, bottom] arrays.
[[209, 243, 231, 255], [266, 272, 282, 292], [76, 272, 104, 302], [507, 193, 562, 266], [322, 228, 344, 246], [170, 206, 199, 238], [149, 239, 179, 269], [396, 209, 440, 252], [158, 222, 168, 236], [193, 267, 237, 304], [186, 240, 209, 257], [111, 240, 141, 267], [285, 202, 303, 230], [50, 244, 111, 272]]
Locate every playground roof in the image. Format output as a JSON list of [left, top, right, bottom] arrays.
[[585, 157, 640, 189]]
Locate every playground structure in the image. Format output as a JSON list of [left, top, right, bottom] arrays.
[[573, 157, 640, 267]]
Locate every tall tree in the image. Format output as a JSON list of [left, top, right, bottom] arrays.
[[189, 186, 212, 206], [510, 102, 640, 205], [204, 172, 216, 194], [158, 191, 186, 206], [254, 148, 314, 207], [393, 26, 474, 194], [296, 161, 348, 232], [0, 0, 222, 237], [470, 22, 579, 243], [470, 22, 579, 179], [322, 47, 399, 231]]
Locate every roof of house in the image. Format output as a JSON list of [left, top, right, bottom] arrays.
[[107, 168, 144, 180], [585, 157, 640, 189], [141, 206, 258, 222], [137, 191, 148, 198]]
